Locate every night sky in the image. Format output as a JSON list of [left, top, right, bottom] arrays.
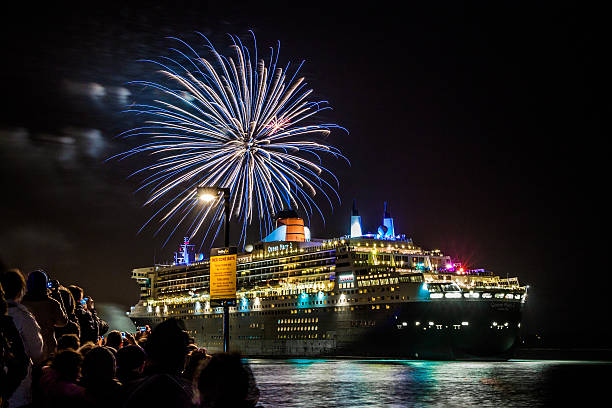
[[0, 2, 608, 347]]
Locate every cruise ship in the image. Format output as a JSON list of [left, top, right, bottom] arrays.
[[127, 203, 527, 360]]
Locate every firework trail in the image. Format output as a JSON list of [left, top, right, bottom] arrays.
[[112, 32, 347, 248]]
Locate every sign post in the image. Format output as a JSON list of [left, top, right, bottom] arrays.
[[210, 246, 237, 352]]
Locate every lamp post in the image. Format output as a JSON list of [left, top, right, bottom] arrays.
[[197, 186, 232, 352], [197, 187, 231, 247]]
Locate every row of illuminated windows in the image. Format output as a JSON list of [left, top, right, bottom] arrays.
[[358, 278, 399, 287], [237, 267, 335, 283], [239, 258, 336, 276], [342, 286, 397, 295], [278, 318, 319, 324], [156, 278, 206, 288], [156, 265, 334, 289], [239, 250, 335, 269], [162, 293, 405, 314], [164, 303, 400, 319], [154, 253, 336, 283], [330, 304, 395, 312], [158, 286, 405, 308], [278, 326, 318, 332], [277, 334, 320, 339], [258, 294, 403, 309], [399, 275, 425, 283], [356, 272, 393, 280]]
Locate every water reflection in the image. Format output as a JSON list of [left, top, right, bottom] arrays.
[[248, 359, 610, 407]]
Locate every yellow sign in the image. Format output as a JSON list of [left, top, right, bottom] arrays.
[[210, 247, 237, 301]]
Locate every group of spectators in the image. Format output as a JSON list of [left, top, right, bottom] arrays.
[[1, 268, 260, 408]]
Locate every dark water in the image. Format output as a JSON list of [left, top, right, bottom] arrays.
[[248, 359, 610, 407]]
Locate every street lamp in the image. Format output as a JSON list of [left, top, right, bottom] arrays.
[[197, 187, 231, 248], [197, 186, 233, 352]]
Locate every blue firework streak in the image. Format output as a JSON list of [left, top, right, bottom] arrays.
[[113, 32, 348, 248]]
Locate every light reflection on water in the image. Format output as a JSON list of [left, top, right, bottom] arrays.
[[247, 359, 610, 407]]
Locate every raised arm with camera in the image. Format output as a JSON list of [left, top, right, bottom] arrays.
[[68, 286, 98, 344]]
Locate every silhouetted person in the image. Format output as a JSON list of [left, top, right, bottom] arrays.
[[0, 282, 29, 407], [183, 348, 209, 383], [196, 353, 260, 408], [55, 286, 80, 339], [21, 270, 67, 361], [125, 318, 193, 408], [57, 334, 80, 352], [0, 269, 44, 407], [67, 286, 108, 344], [77, 342, 96, 358], [116, 344, 146, 400], [117, 344, 146, 381], [105, 330, 123, 352], [80, 346, 122, 407], [39, 349, 86, 408]]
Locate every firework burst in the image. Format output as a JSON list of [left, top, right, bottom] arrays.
[[113, 32, 347, 248]]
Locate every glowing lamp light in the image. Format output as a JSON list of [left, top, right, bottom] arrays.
[[446, 263, 453, 269], [199, 193, 216, 202], [197, 186, 221, 202]]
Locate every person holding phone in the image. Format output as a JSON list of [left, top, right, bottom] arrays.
[[67, 286, 109, 345]]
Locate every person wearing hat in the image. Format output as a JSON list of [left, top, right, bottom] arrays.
[[21, 270, 68, 362]]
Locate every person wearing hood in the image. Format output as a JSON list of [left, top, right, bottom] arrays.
[[21, 270, 68, 362]]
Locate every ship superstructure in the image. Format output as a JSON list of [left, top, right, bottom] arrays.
[[128, 204, 527, 360]]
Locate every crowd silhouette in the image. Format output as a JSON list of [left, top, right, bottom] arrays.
[[0, 268, 260, 408]]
